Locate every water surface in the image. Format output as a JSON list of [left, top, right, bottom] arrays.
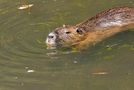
[[0, 0, 134, 90]]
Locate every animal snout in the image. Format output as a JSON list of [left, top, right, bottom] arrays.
[[48, 35, 54, 39]]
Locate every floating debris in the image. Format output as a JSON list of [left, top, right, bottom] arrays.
[[14, 76, 18, 79], [73, 60, 78, 64], [27, 69, 35, 73], [18, 4, 34, 10], [92, 72, 108, 75], [106, 43, 119, 51]]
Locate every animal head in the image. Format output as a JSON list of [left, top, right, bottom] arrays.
[[46, 25, 87, 49]]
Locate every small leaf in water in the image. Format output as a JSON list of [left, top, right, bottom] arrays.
[[18, 4, 34, 10], [27, 70, 35, 73], [92, 72, 108, 75], [106, 43, 119, 51], [73, 60, 78, 64]]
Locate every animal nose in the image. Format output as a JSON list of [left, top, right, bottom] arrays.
[[48, 35, 54, 39]]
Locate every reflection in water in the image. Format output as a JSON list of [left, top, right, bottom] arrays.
[[0, 0, 134, 90]]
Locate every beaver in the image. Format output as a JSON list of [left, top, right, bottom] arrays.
[[46, 7, 134, 50]]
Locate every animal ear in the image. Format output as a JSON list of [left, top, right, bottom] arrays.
[[63, 24, 66, 28], [62, 24, 71, 28]]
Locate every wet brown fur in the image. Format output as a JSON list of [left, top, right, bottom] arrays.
[[76, 25, 133, 50], [73, 7, 134, 50], [50, 7, 134, 50], [76, 7, 134, 31]]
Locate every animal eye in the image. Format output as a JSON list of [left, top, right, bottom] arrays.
[[65, 31, 71, 34], [76, 28, 83, 34]]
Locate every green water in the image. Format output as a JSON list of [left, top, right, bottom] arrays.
[[0, 0, 134, 90]]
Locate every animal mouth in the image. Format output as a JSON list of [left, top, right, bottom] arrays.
[[45, 32, 58, 49], [46, 39, 57, 49]]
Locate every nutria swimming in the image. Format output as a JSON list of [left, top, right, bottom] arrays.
[[46, 7, 134, 50]]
